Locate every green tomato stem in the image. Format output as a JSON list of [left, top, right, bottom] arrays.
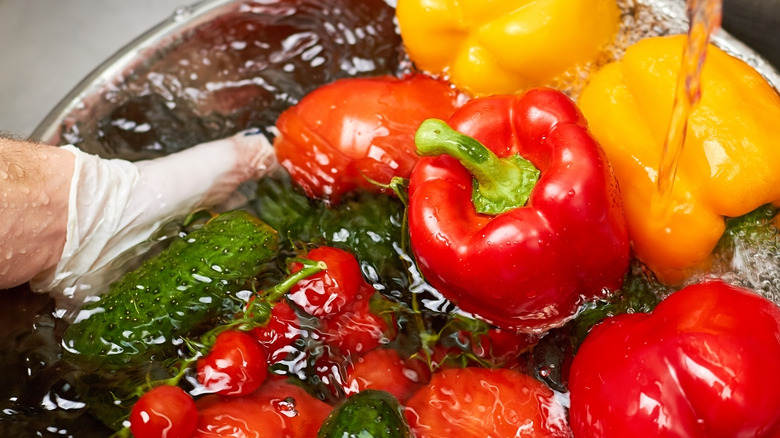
[[132, 257, 326, 399], [264, 258, 327, 303]]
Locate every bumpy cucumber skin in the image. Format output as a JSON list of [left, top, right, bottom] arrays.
[[62, 210, 279, 368], [318, 390, 411, 438]]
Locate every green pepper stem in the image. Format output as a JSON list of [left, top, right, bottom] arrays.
[[415, 119, 539, 215]]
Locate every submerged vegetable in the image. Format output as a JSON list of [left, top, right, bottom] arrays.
[[251, 176, 411, 298], [579, 35, 780, 284], [404, 367, 572, 437], [194, 379, 332, 437], [318, 389, 411, 438], [288, 246, 364, 318], [62, 210, 279, 368], [196, 330, 269, 396], [129, 385, 198, 438], [569, 280, 780, 437], [408, 89, 630, 332], [396, 0, 620, 96]]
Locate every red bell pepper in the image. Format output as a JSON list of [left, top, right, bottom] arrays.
[[274, 74, 460, 202], [407, 88, 629, 332], [569, 280, 780, 437]]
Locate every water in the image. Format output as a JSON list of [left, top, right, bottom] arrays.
[[59, 0, 403, 161], [651, 0, 723, 219], [4, 0, 778, 436], [3, 0, 403, 435]]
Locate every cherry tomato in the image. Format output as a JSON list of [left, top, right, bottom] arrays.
[[319, 291, 390, 357], [129, 385, 198, 438], [195, 379, 332, 438], [569, 280, 780, 438], [414, 343, 467, 372], [274, 74, 460, 201], [468, 328, 537, 367], [249, 300, 303, 364], [404, 367, 572, 438], [288, 247, 363, 318], [343, 348, 430, 403], [197, 330, 269, 396]]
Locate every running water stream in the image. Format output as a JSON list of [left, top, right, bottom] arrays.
[[651, 0, 723, 219]]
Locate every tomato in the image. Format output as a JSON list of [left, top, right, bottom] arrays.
[[129, 385, 198, 438], [249, 300, 303, 364], [194, 379, 332, 438], [443, 327, 537, 368], [274, 74, 460, 201], [413, 325, 538, 373], [319, 291, 391, 357], [468, 328, 537, 366], [288, 247, 363, 318], [342, 348, 430, 403], [197, 330, 269, 396], [404, 367, 572, 438], [195, 398, 285, 437], [568, 280, 780, 438]]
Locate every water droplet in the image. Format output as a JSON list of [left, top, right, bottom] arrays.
[[172, 6, 193, 22]]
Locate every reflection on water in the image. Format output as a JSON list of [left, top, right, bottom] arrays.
[[60, 0, 404, 160]]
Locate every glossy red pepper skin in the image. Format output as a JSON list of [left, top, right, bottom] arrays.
[[569, 280, 780, 438], [408, 88, 629, 332], [274, 74, 459, 202]]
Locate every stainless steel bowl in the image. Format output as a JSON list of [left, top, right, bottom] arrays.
[[31, 0, 238, 146], [31, 0, 779, 159], [30, 0, 404, 161]]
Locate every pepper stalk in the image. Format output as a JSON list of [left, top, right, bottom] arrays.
[[415, 119, 540, 215]]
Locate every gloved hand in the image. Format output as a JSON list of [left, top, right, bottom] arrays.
[[27, 130, 276, 307]]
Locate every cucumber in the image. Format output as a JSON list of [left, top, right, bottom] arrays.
[[318, 390, 411, 438], [62, 210, 279, 368]]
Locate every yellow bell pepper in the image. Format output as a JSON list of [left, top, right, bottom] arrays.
[[579, 35, 780, 284], [396, 0, 620, 96]]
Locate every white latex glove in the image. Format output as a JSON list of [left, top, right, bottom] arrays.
[[30, 130, 277, 306]]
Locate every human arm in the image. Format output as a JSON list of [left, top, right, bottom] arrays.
[[0, 137, 74, 289], [0, 131, 277, 298]]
